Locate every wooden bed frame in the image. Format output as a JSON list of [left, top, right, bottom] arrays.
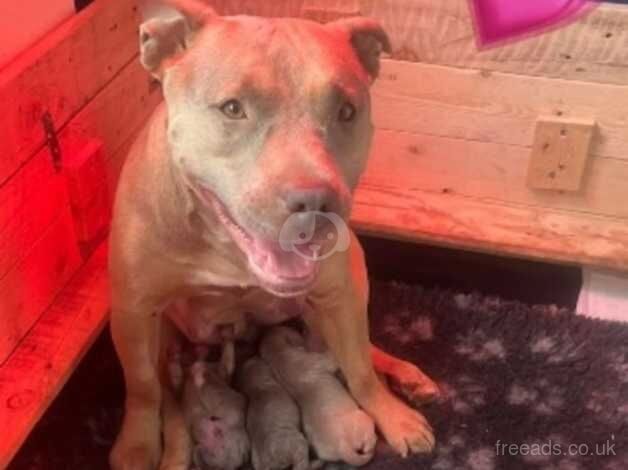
[[2, 0, 628, 466]]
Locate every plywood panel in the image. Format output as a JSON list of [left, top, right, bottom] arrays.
[[372, 60, 628, 161], [0, 0, 141, 187], [0, 243, 109, 469]]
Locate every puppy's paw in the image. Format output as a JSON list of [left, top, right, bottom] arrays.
[[340, 410, 377, 466], [367, 391, 434, 457], [388, 361, 440, 406]]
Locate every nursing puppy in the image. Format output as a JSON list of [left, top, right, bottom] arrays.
[[236, 357, 310, 470], [169, 342, 250, 470], [260, 326, 377, 466], [109, 1, 437, 468]]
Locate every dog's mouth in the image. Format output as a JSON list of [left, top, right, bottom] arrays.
[[200, 189, 319, 297]]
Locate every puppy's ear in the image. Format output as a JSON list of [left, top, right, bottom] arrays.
[[329, 17, 391, 81], [139, 0, 216, 79]]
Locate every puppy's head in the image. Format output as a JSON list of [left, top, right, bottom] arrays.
[[140, 0, 390, 296]]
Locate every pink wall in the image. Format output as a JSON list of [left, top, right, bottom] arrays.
[[0, 0, 75, 70]]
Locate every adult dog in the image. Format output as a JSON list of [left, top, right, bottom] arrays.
[[109, 1, 438, 468]]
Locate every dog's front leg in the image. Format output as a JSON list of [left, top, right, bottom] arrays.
[[306, 232, 434, 457], [110, 304, 163, 470]]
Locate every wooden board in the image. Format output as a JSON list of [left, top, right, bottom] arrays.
[[0, 151, 67, 280], [527, 118, 595, 191], [58, 59, 162, 176], [351, 183, 628, 272], [0, 0, 141, 187], [0, 56, 159, 359], [215, 0, 628, 85], [0, 243, 110, 469], [0, 209, 82, 363], [367, 128, 628, 220], [361, 0, 628, 86], [372, 59, 628, 161]]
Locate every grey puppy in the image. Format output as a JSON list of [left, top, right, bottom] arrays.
[[236, 357, 310, 470], [260, 327, 377, 467], [171, 342, 250, 470]]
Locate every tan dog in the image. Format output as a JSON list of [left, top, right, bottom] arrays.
[[109, 1, 438, 469], [260, 326, 376, 466], [236, 357, 310, 470]]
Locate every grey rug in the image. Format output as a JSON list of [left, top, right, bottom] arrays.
[[9, 281, 628, 470]]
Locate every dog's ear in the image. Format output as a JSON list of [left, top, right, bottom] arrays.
[[139, 0, 216, 79], [329, 17, 392, 81]]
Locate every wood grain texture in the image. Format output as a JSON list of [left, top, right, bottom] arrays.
[[0, 151, 67, 280], [367, 128, 628, 220], [0, 0, 141, 187], [207, 0, 304, 17], [351, 183, 628, 272], [217, 0, 628, 84], [373, 59, 628, 161], [301, 0, 361, 21], [527, 118, 595, 191], [0, 209, 82, 364], [0, 243, 110, 469], [361, 0, 628, 85]]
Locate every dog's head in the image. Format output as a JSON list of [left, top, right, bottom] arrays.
[[140, 0, 390, 296]]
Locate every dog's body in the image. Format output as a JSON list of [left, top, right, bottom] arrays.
[[109, 2, 437, 469], [260, 326, 376, 466], [237, 357, 310, 470]]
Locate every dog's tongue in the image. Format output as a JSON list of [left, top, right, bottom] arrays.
[[250, 239, 316, 280]]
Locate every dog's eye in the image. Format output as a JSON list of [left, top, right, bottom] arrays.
[[338, 102, 356, 123], [220, 99, 247, 120]]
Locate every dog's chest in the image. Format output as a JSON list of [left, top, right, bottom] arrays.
[[168, 288, 306, 344]]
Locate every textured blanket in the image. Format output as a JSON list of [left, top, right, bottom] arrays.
[[9, 281, 628, 470]]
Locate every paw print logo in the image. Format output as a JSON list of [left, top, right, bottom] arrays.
[[278, 211, 350, 261]]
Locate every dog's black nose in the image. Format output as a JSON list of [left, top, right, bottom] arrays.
[[284, 186, 340, 214]]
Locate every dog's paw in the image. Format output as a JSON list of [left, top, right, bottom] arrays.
[[367, 391, 434, 457], [387, 361, 441, 406], [110, 443, 160, 470], [110, 411, 161, 470]]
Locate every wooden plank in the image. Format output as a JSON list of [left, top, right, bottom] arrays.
[[216, 0, 628, 84], [351, 183, 628, 272], [367, 128, 628, 220], [0, 0, 141, 187], [361, 0, 628, 86], [0, 243, 110, 469], [0, 152, 66, 280], [0, 208, 82, 364], [58, 59, 162, 176], [0, 57, 159, 350], [527, 118, 595, 191], [372, 60, 628, 161], [209, 0, 304, 17]]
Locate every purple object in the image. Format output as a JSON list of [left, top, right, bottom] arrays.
[[469, 0, 598, 47]]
